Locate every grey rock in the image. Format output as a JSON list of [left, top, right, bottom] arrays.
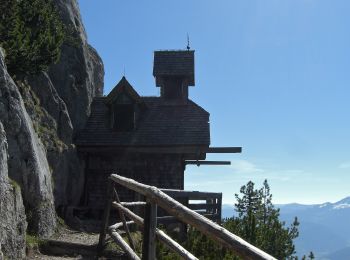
[[0, 122, 27, 260], [25, 72, 73, 144], [23, 0, 103, 211], [48, 0, 104, 132], [0, 50, 56, 238]]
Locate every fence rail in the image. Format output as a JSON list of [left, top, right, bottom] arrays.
[[98, 174, 277, 260]]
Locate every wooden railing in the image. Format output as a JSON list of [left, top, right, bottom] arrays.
[[160, 189, 222, 224], [98, 174, 277, 260]]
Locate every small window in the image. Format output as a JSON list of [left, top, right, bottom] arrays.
[[113, 104, 134, 131]]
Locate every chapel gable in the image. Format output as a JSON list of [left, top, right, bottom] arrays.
[[105, 76, 143, 131]]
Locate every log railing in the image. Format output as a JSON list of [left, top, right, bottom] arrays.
[[98, 174, 277, 260]]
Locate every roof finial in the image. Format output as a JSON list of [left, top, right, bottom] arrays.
[[186, 33, 190, 50], [123, 66, 126, 77]]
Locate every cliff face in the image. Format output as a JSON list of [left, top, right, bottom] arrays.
[[0, 0, 104, 258], [0, 122, 27, 260], [0, 48, 56, 238], [20, 0, 104, 210]]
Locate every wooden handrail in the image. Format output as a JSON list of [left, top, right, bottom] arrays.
[[105, 174, 276, 260], [99, 174, 276, 260], [111, 202, 197, 259]]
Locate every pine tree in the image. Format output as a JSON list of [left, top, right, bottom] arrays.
[[230, 180, 300, 259], [182, 180, 301, 259], [0, 0, 64, 75]]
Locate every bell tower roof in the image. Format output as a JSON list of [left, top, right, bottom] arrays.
[[153, 50, 195, 86]]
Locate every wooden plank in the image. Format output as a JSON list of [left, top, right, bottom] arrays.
[[206, 147, 242, 153], [185, 160, 231, 165], [142, 201, 157, 260], [161, 189, 221, 200], [108, 229, 140, 260], [188, 203, 218, 211], [110, 174, 276, 260]]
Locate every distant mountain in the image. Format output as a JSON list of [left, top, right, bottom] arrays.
[[222, 196, 350, 259], [324, 246, 350, 260]]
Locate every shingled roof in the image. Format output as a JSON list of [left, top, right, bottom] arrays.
[[75, 96, 210, 147], [105, 76, 142, 105], [153, 50, 195, 86]]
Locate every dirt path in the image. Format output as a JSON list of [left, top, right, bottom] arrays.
[[25, 227, 125, 260]]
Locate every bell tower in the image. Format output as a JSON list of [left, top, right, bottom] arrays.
[[153, 50, 195, 100]]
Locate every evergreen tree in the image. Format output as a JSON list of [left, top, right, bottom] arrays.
[[0, 0, 64, 75], [182, 180, 301, 259], [231, 180, 300, 259]]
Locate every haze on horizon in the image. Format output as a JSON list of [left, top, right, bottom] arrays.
[[78, 0, 350, 205]]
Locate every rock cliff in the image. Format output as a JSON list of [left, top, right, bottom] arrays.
[[0, 47, 56, 238], [0, 122, 27, 259], [0, 0, 104, 258]]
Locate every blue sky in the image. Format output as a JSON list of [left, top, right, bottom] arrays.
[[78, 0, 350, 204]]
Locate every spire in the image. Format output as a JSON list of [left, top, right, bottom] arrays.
[[187, 33, 190, 50]]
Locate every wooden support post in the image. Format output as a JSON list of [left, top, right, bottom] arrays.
[[217, 194, 222, 225], [142, 200, 157, 260], [98, 182, 113, 253]]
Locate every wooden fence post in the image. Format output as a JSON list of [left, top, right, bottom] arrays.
[[142, 200, 157, 260], [217, 194, 222, 225], [98, 181, 113, 253]]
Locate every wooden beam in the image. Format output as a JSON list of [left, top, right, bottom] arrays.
[[185, 160, 231, 165], [78, 145, 208, 155], [113, 188, 136, 251], [121, 201, 147, 207], [110, 202, 197, 260], [156, 230, 198, 260], [108, 229, 140, 260], [78, 146, 242, 157], [206, 147, 242, 153], [112, 202, 144, 226]]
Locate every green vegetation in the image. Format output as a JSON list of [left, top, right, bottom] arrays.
[[25, 233, 47, 249], [17, 80, 67, 152], [0, 0, 64, 75], [155, 180, 314, 259], [9, 178, 20, 191], [229, 180, 299, 258]]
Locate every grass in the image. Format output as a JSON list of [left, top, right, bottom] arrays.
[[9, 178, 20, 191], [25, 233, 43, 249]]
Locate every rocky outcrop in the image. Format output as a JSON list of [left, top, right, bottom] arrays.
[[49, 0, 104, 132], [17, 0, 104, 212], [0, 0, 104, 255], [0, 122, 27, 259], [0, 48, 56, 237]]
